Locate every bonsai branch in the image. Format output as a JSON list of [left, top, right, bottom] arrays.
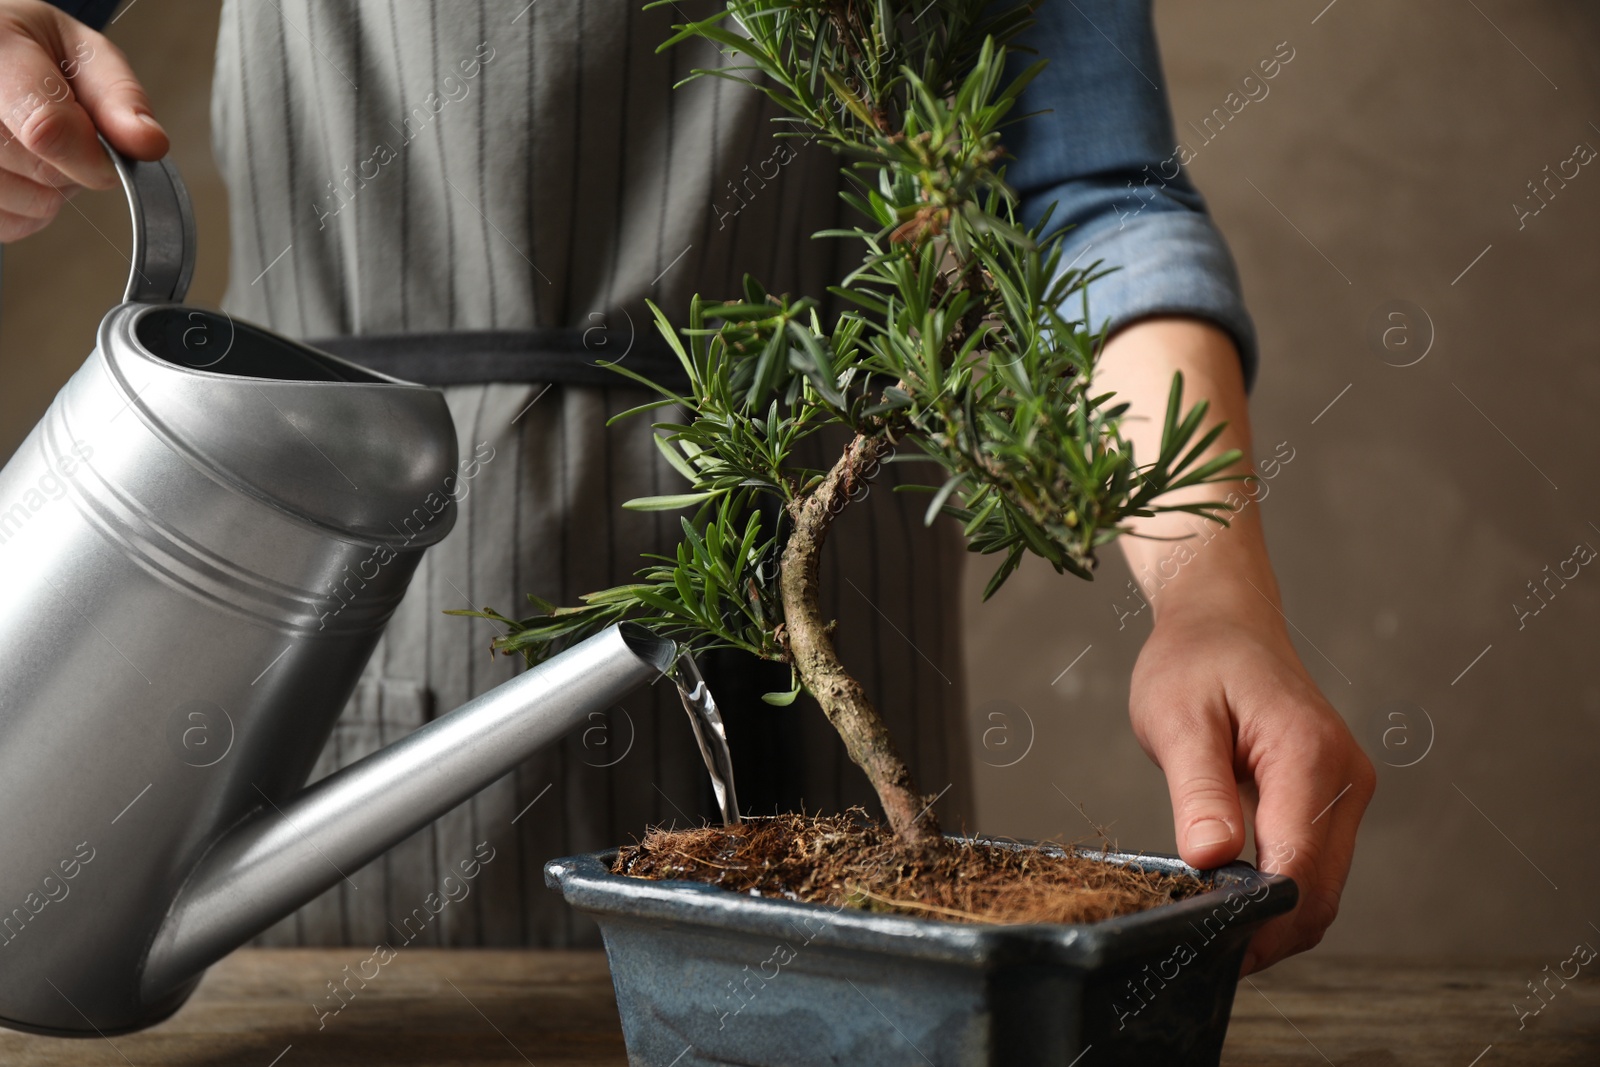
[[778, 431, 938, 844]]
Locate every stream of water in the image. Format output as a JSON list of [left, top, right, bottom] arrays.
[[672, 650, 742, 826]]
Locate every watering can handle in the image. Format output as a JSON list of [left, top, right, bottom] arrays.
[[99, 133, 196, 305]]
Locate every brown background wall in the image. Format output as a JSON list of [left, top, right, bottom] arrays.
[[2, 1, 1595, 959]]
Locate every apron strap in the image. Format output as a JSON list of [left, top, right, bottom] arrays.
[[307, 328, 691, 390]]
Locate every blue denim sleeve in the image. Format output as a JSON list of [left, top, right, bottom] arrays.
[[1003, 0, 1258, 391]]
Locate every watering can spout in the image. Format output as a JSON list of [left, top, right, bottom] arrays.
[[138, 623, 675, 1003]]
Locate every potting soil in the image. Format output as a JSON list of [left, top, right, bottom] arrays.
[[613, 811, 1207, 926]]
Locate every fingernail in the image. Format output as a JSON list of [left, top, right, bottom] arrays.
[[134, 109, 166, 134], [1187, 819, 1233, 849]]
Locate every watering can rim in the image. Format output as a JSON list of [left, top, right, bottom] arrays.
[[90, 140, 462, 549], [101, 135, 442, 394], [108, 301, 449, 390]]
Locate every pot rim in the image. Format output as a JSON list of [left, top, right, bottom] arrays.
[[546, 834, 1297, 970]]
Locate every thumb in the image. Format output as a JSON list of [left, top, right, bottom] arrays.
[[1153, 713, 1247, 871], [59, 25, 167, 164]]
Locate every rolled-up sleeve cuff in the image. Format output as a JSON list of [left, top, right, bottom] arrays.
[[1056, 209, 1260, 393]]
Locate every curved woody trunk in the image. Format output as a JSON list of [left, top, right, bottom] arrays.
[[778, 432, 938, 844]]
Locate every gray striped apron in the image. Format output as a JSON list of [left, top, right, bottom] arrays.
[[213, 0, 971, 948]]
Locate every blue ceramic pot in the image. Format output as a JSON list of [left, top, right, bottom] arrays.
[[546, 840, 1296, 1066]]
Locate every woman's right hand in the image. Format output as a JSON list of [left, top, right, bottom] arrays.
[[0, 0, 166, 242]]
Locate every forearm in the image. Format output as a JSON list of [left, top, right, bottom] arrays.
[[1094, 316, 1286, 628]]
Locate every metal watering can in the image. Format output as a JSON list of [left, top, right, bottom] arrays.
[[0, 145, 675, 1035]]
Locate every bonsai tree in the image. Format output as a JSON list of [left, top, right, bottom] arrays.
[[464, 0, 1240, 846]]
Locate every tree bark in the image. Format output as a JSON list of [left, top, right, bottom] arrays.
[[779, 432, 939, 843]]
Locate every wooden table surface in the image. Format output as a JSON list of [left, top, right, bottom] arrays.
[[3, 950, 1595, 1065]]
